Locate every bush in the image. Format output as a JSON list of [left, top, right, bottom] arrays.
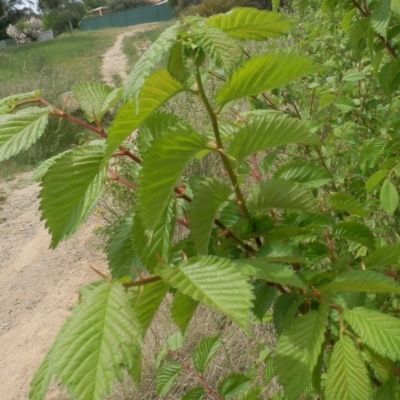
[[6, 17, 43, 44]]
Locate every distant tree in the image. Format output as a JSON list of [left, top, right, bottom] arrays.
[[83, 0, 106, 11], [107, 0, 147, 12], [0, 0, 35, 40]]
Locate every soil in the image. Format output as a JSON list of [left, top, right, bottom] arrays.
[[0, 23, 158, 400]]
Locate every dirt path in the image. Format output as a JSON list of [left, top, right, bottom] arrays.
[[101, 23, 156, 86], [0, 173, 107, 399]]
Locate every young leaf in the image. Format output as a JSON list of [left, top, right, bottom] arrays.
[[182, 387, 205, 400], [274, 160, 331, 188], [292, 0, 310, 19], [371, 0, 391, 38], [125, 24, 181, 101], [167, 331, 186, 352], [325, 336, 372, 400], [0, 90, 41, 114], [105, 69, 184, 158], [332, 221, 375, 249], [364, 243, 400, 269], [156, 361, 183, 395], [0, 106, 50, 162], [380, 179, 399, 215], [218, 374, 252, 398], [190, 177, 232, 255], [273, 293, 305, 335], [190, 24, 244, 74], [249, 179, 318, 214], [217, 53, 319, 105], [344, 307, 400, 362], [206, 8, 296, 40], [39, 145, 106, 248], [327, 193, 368, 217], [29, 351, 53, 400], [274, 305, 329, 399], [51, 282, 142, 400], [192, 335, 221, 373], [156, 256, 254, 333], [171, 291, 198, 333], [107, 217, 144, 280], [378, 60, 400, 96], [252, 281, 277, 320], [366, 170, 389, 192], [228, 115, 320, 163], [167, 42, 188, 83], [72, 82, 123, 123], [137, 126, 206, 230], [320, 270, 400, 294]]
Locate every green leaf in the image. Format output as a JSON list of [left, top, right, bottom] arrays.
[[193, 335, 221, 373], [0, 106, 50, 162], [137, 126, 206, 230], [371, 0, 391, 37], [167, 42, 188, 83], [190, 177, 232, 255], [292, 0, 309, 18], [156, 256, 254, 333], [31, 150, 70, 182], [190, 24, 243, 74], [366, 170, 390, 192], [378, 60, 400, 96], [217, 53, 320, 105], [72, 82, 123, 123], [257, 242, 307, 264], [332, 221, 375, 249], [219, 374, 252, 398], [182, 387, 205, 400], [344, 307, 400, 362], [51, 282, 142, 400], [171, 291, 198, 333], [228, 115, 320, 163], [273, 292, 305, 335], [131, 279, 169, 335], [274, 305, 329, 399], [364, 243, 400, 269], [252, 281, 277, 320], [238, 260, 307, 289], [349, 18, 370, 52], [29, 351, 53, 400], [320, 270, 400, 294], [319, 93, 336, 109], [106, 69, 184, 158], [125, 24, 180, 100], [364, 346, 392, 383], [0, 90, 41, 114], [107, 217, 143, 280], [250, 179, 318, 214], [325, 336, 372, 400], [156, 361, 183, 395], [374, 376, 400, 400], [327, 193, 368, 217], [206, 8, 296, 40], [392, 0, 400, 15], [167, 331, 186, 352], [380, 179, 399, 215], [39, 146, 106, 248], [274, 160, 332, 188]]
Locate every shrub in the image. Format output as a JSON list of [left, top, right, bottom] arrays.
[[6, 17, 43, 44]]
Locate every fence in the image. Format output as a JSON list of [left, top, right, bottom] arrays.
[[0, 39, 16, 49], [37, 30, 54, 42], [81, 3, 173, 31]]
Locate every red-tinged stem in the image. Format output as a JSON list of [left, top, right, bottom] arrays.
[[108, 169, 137, 190], [122, 276, 162, 287]]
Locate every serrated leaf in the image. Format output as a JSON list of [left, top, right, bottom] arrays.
[[332, 221, 375, 249], [39, 146, 106, 248], [50, 282, 142, 400], [334, 97, 356, 112], [156, 361, 182, 395], [250, 179, 318, 214], [72, 82, 123, 123], [364, 346, 392, 382], [171, 291, 198, 333], [167, 331, 186, 351], [293, 0, 309, 18], [167, 42, 188, 83], [106, 69, 184, 158], [274, 305, 328, 399], [319, 93, 336, 109], [325, 336, 372, 400], [274, 160, 331, 188], [190, 177, 232, 255], [219, 374, 252, 398], [371, 0, 391, 38], [252, 281, 277, 320], [156, 256, 254, 333], [392, 0, 400, 15], [378, 60, 400, 96], [217, 53, 320, 105], [125, 24, 180, 101], [366, 170, 390, 192], [193, 335, 221, 373], [0, 90, 41, 114], [273, 292, 305, 335], [320, 270, 400, 294], [29, 351, 53, 400], [137, 126, 206, 230], [31, 150, 70, 182], [182, 387, 205, 400], [374, 376, 400, 400], [364, 243, 400, 269], [343, 71, 366, 82], [0, 106, 50, 162], [107, 217, 144, 280], [349, 18, 370, 52], [380, 179, 399, 215], [206, 8, 296, 40], [190, 24, 244, 74], [228, 115, 320, 163], [257, 242, 307, 264], [344, 307, 400, 362], [327, 193, 368, 217]]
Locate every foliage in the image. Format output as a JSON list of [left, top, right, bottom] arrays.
[[107, 0, 147, 13], [6, 17, 43, 44], [3, 4, 400, 400]]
